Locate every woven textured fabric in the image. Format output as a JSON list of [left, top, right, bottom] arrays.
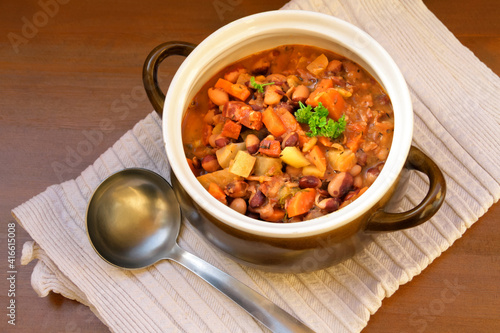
[[13, 1, 500, 332]]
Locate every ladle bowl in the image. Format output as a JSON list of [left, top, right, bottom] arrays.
[[87, 168, 179, 269], [86, 168, 314, 333]]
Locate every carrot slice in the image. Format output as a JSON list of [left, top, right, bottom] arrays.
[[318, 136, 334, 147], [308, 145, 327, 173], [316, 78, 333, 90], [287, 188, 316, 217], [262, 107, 287, 137], [208, 182, 227, 205], [318, 88, 345, 121], [214, 78, 233, 93], [306, 87, 345, 121], [305, 88, 323, 108], [298, 133, 311, 148], [279, 110, 300, 132], [215, 78, 250, 101]]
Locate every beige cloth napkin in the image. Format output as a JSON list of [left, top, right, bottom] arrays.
[[13, 0, 500, 332]]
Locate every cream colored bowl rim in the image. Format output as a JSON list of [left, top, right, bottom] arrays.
[[163, 10, 413, 238]]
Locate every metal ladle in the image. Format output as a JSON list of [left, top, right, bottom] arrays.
[[86, 168, 314, 333]]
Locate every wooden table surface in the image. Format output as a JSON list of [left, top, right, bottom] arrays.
[[1, 0, 498, 332]]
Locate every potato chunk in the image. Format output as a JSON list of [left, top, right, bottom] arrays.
[[216, 142, 245, 168], [254, 156, 283, 176], [280, 146, 311, 168], [327, 149, 357, 172], [229, 151, 256, 178], [197, 169, 241, 190]]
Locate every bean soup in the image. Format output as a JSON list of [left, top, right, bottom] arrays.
[[182, 44, 394, 222]]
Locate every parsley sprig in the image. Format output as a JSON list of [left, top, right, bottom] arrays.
[[295, 102, 346, 139], [250, 76, 275, 93]]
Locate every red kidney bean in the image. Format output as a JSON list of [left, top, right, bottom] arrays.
[[249, 190, 266, 208], [201, 155, 220, 173], [246, 211, 260, 220], [343, 189, 360, 202], [327, 172, 354, 198], [282, 132, 299, 149], [317, 188, 330, 197], [299, 176, 321, 189], [317, 197, 341, 212], [215, 136, 229, 148], [245, 134, 260, 155], [365, 167, 380, 186]]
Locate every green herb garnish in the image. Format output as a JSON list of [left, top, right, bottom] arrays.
[[250, 76, 275, 93], [295, 101, 346, 139]]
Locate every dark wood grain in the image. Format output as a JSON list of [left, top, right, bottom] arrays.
[[0, 1, 498, 332]]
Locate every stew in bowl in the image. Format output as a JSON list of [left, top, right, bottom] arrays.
[[183, 44, 394, 223]]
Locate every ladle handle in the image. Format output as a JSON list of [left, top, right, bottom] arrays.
[[169, 244, 315, 333]]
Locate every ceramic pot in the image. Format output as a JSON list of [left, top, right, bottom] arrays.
[[143, 10, 446, 273]]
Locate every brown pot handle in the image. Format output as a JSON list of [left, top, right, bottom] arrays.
[[142, 41, 196, 115], [364, 146, 446, 232]]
